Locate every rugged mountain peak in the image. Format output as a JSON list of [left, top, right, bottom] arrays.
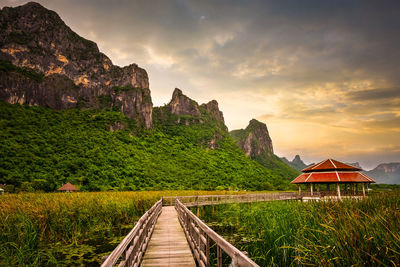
[[0, 2, 152, 128], [293, 155, 301, 162], [200, 100, 225, 124], [168, 88, 201, 116], [281, 154, 312, 171], [230, 119, 274, 158]]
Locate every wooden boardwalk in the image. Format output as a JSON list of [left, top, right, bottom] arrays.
[[141, 206, 196, 267]]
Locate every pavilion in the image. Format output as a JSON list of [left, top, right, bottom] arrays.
[[58, 182, 79, 192], [291, 159, 375, 199]]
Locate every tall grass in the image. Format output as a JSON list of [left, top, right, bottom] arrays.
[[0, 190, 233, 266], [197, 192, 400, 266]]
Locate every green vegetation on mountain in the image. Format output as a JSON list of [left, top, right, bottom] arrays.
[[0, 102, 295, 192]]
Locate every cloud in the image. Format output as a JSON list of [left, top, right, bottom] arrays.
[[346, 87, 400, 101]]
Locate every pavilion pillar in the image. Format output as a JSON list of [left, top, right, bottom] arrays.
[[356, 184, 359, 195], [298, 185, 301, 195], [327, 184, 330, 192], [337, 183, 341, 199], [362, 183, 366, 197], [310, 183, 313, 196], [366, 183, 369, 195]]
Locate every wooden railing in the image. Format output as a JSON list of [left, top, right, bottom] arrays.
[[101, 199, 162, 267], [163, 192, 299, 206], [175, 199, 259, 267], [300, 191, 367, 197]]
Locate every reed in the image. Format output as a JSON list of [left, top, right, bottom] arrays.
[[0, 190, 233, 266], [197, 192, 400, 266]]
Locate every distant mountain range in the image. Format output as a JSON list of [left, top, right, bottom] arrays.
[[280, 155, 313, 172], [364, 163, 400, 184]]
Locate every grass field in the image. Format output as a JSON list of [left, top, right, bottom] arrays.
[[0, 190, 236, 266], [195, 192, 400, 266]]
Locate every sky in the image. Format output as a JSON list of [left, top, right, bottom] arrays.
[[1, 0, 400, 169]]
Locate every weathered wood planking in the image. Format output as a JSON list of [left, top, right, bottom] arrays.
[[141, 206, 196, 267]]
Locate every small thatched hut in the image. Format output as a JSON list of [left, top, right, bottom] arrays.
[[58, 182, 79, 192]]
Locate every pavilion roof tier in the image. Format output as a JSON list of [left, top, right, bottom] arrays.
[[302, 159, 362, 173], [291, 171, 375, 184], [58, 182, 79, 191]]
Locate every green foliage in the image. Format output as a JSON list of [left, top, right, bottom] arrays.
[[0, 102, 296, 191], [97, 94, 112, 108], [0, 190, 236, 266], [0, 59, 44, 82], [196, 192, 400, 266]]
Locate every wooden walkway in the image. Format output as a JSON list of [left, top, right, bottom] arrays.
[[141, 206, 196, 267]]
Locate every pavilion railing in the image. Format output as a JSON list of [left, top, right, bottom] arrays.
[[101, 199, 162, 267], [175, 198, 259, 267], [162, 192, 299, 206], [300, 191, 367, 197]]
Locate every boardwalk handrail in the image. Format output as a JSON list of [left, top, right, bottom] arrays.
[[163, 192, 299, 206], [101, 199, 162, 267], [175, 198, 259, 267]]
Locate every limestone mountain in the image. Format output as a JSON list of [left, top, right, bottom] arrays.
[[0, 2, 152, 128], [366, 163, 400, 184], [0, 2, 299, 192], [230, 119, 299, 181], [281, 155, 313, 172], [153, 88, 228, 148], [230, 119, 274, 157]]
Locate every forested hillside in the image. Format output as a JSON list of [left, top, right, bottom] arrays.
[[0, 102, 295, 192]]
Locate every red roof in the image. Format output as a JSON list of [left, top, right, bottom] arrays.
[[292, 158, 375, 184], [302, 159, 362, 172], [291, 171, 375, 184], [58, 182, 79, 191]]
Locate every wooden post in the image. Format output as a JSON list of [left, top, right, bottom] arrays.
[[337, 183, 341, 199], [362, 183, 366, 197], [310, 183, 313, 196], [206, 235, 210, 267], [298, 185, 301, 195], [366, 183, 369, 195], [356, 184, 358, 195], [217, 245, 222, 267], [327, 184, 330, 192]]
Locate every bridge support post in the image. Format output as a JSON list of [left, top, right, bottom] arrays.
[[217, 245, 222, 267]]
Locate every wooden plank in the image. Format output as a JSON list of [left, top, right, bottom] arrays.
[[141, 206, 196, 267]]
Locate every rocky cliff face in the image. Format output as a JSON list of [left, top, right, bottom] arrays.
[[200, 100, 225, 124], [168, 88, 201, 116], [230, 119, 274, 158], [166, 88, 227, 129], [0, 2, 152, 128]]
